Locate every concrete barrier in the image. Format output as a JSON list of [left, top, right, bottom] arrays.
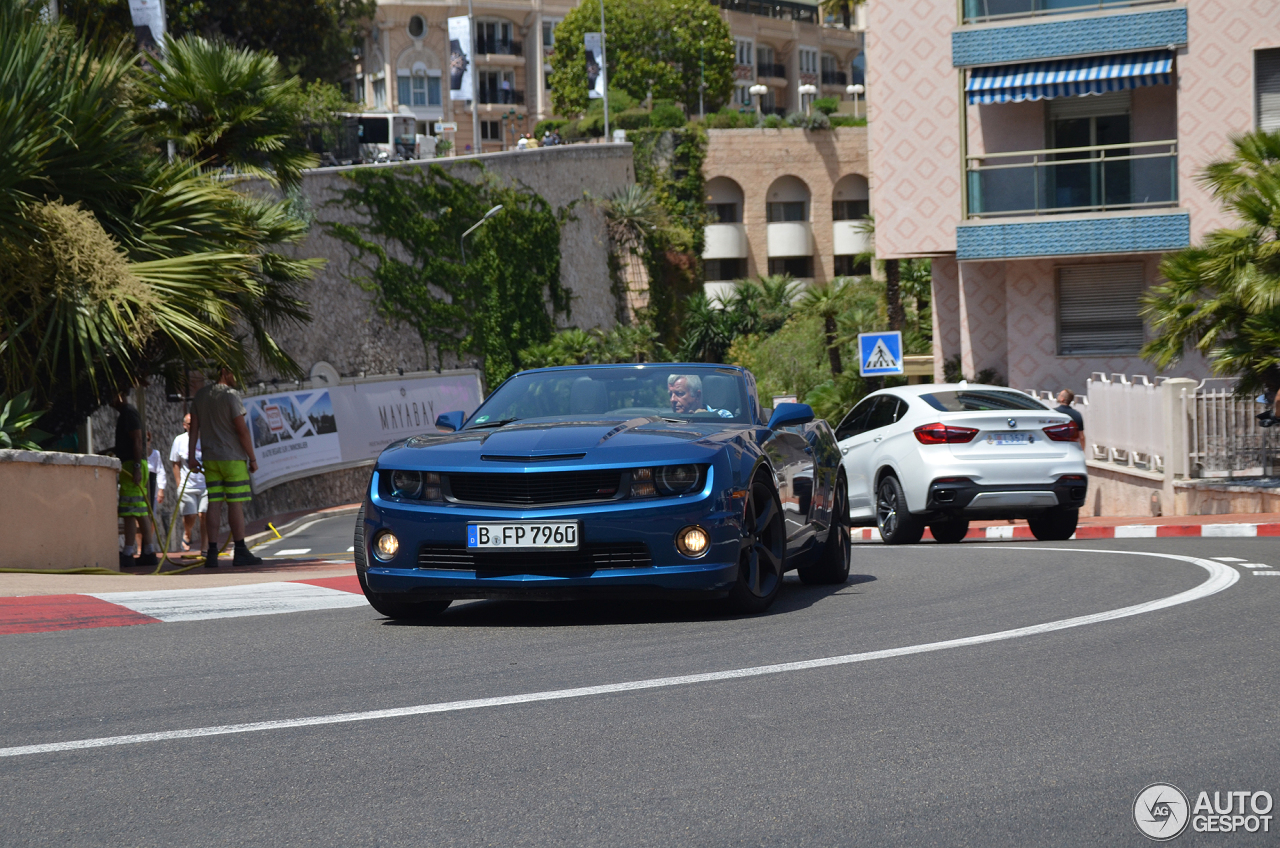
[[0, 450, 121, 570]]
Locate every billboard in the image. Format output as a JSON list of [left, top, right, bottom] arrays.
[[584, 33, 604, 99], [448, 16, 473, 101], [245, 370, 483, 491]]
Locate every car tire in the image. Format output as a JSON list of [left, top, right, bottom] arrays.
[[928, 516, 970, 544], [725, 472, 787, 613], [1027, 507, 1078, 542], [798, 471, 851, 585], [876, 475, 925, 545], [355, 505, 451, 620]]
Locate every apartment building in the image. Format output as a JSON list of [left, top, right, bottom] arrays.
[[355, 0, 865, 155], [868, 0, 1279, 393]]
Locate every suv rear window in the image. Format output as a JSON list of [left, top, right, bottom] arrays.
[[920, 390, 1047, 412]]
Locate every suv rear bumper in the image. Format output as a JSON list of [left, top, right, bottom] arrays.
[[923, 476, 1086, 519]]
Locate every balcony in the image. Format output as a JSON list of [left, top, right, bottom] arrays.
[[475, 38, 522, 57], [951, 5, 1186, 67], [758, 63, 787, 80], [832, 221, 870, 256], [477, 88, 525, 106], [965, 139, 1177, 218], [703, 223, 749, 260], [821, 71, 847, 86], [767, 222, 813, 258], [962, 0, 1171, 25], [711, 0, 818, 24]]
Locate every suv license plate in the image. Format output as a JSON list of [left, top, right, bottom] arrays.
[[988, 433, 1032, 445], [467, 522, 579, 550]]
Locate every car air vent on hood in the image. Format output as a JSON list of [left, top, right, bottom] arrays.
[[481, 453, 587, 462]]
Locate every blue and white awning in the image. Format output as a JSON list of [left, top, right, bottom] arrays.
[[966, 50, 1173, 105]]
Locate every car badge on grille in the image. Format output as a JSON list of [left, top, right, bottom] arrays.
[[1007, 418, 1017, 429]]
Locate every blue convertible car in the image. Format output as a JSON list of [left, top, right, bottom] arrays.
[[354, 363, 851, 618]]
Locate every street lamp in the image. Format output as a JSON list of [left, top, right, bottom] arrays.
[[846, 83, 865, 120], [461, 204, 504, 263], [749, 83, 768, 122], [798, 82, 817, 116]]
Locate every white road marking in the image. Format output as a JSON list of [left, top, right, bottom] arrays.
[[1114, 525, 1157, 538], [347, 546, 355, 552], [273, 548, 312, 557], [1202, 524, 1258, 537], [985, 526, 1015, 539], [1212, 557, 1248, 562], [86, 583, 366, 623], [1253, 571, 1280, 576], [3, 548, 1236, 759], [1239, 564, 1269, 569]]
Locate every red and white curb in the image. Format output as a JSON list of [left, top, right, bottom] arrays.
[[0, 576, 365, 636], [854, 522, 1280, 543]]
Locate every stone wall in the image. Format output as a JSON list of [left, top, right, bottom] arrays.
[[0, 450, 121, 570]]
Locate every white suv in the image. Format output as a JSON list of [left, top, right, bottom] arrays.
[[833, 384, 1088, 544]]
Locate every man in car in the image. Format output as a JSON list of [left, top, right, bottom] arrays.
[[668, 374, 732, 418], [1055, 388, 1086, 449]]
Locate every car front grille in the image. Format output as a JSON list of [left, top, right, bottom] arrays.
[[417, 541, 652, 571], [446, 470, 623, 506]]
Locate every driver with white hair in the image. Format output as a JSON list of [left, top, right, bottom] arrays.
[[668, 374, 732, 418]]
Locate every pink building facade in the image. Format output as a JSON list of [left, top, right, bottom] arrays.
[[867, 0, 1280, 393]]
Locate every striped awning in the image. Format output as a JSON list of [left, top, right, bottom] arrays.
[[966, 50, 1173, 105]]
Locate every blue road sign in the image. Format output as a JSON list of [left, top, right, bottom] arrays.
[[857, 331, 904, 377]]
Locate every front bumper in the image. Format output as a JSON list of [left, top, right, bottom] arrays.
[[924, 476, 1087, 518], [360, 488, 744, 602]]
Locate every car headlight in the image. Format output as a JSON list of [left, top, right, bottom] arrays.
[[387, 470, 442, 501], [630, 465, 705, 498]]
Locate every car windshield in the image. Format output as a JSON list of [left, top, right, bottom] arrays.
[[920, 390, 1048, 412], [466, 367, 752, 427]]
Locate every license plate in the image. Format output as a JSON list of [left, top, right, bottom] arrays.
[[467, 522, 579, 550], [987, 432, 1033, 445]]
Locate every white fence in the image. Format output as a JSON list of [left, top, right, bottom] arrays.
[[1049, 373, 1278, 480]]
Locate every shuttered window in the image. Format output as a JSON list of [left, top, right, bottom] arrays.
[[1057, 263, 1145, 356], [1257, 49, 1280, 132]]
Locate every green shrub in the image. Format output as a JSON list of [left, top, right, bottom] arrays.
[[763, 114, 784, 129], [829, 115, 867, 127], [813, 97, 839, 115], [615, 108, 652, 130], [651, 100, 687, 129], [705, 108, 752, 128], [533, 118, 570, 138]]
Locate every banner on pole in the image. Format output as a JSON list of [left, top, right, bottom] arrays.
[[448, 17, 473, 101], [127, 0, 166, 54], [245, 371, 484, 491], [584, 33, 604, 99]]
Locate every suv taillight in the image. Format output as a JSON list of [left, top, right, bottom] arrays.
[[913, 423, 979, 444], [1043, 422, 1080, 442]]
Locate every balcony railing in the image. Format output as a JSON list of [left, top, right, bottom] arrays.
[[475, 38, 523, 56], [478, 88, 525, 106], [712, 0, 817, 24], [965, 139, 1178, 218], [962, 0, 1172, 25], [821, 71, 847, 86], [758, 63, 787, 79]]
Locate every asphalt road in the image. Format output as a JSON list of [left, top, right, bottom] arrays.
[[3, 534, 1279, 847]]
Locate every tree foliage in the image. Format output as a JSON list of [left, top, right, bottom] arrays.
[[519, 324, 668, 368], [1142, 130, 1280, 397], [548, 0, 734, 118], [327, 164, 569, 387]]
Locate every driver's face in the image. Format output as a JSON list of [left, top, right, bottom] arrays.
[[669, 378, 701, 414]]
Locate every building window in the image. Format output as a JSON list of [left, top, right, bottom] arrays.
[[477, 20, 514, 54], [756, 45, 774, 71], [1057, 263, 1145, 356], [734, 84, 752, 107], [832, 200, 869, 221], [767, 201, 806, 222], [542, 19, 558, 52], [408, 15, 426, 39], [427, 75, 441, 106], [707, 203, 739, 223], [706, 259, 745, 282], [735, 39, 753, 67], [398, 75, 410, 108], [799, 47, 818, 76], [834, 255, 870, 276], [1257, 48, 1280, 132], [371, 77, 386, 109], [480, 120, 502, 141], [768, 257, 813, 277]]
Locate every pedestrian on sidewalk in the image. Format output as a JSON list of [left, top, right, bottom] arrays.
[[1054, 389, 1086, 450], [170, 413, 208, 552], [108, 391, 159, 569], [188, 367, 263, 568]]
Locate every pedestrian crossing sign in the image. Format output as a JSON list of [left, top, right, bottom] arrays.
[[857, 331, 904, 377]]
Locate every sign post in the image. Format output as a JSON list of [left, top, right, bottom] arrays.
[[857, 331, 905, 377]]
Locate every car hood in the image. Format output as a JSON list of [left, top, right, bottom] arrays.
[[377, 416, 741, 470]]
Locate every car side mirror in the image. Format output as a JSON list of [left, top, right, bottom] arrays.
[[767, 402, 814, 430], [434, 411, 465, 433]]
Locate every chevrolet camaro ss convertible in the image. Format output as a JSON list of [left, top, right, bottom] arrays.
[[354, 363, 851, 619]]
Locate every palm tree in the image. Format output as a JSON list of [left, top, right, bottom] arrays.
[[853, 214, 906, 331], [1143, 130, 1280, 400], [602, 184, 666, 322], [819, 0, 865, 29], [135, 35, 318, 189], [798, 279, 849, 377]]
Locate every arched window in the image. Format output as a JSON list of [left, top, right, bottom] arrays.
[[766, 175, 810, 222], [397, 49, 442, 110], [832, 174, 869, 221], [705, 177, 744, 224]]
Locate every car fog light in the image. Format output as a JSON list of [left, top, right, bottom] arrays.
[[676, 525, 710, 558], [372, 531, 400, 561]]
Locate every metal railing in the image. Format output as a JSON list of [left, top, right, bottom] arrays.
[[475, 38, 523, 56], [821, 71, 847, 85], [758, 63, 788, 79], [965, 139, 1178, 218], [962, 0, 1173, 25], [713, 0, 818, 23], [478, 88, 525, 106], [1185, 379, 1277, 478]]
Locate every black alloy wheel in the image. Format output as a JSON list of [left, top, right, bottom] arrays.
[[726, 474, 787, 613], [929, 516, 970, 544], [876, 475, 925, 545], [799, 471, 851, 584]]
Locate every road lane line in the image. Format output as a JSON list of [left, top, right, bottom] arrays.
[[0, 548, 1235, 759], [1212, 557, 1248, 562]]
